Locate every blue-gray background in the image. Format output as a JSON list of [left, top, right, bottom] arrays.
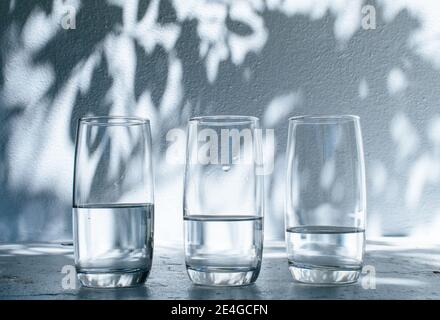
[[1, 0, 440, 244]]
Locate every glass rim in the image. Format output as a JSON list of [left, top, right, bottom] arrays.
[[79, 116, 150, 126], [289, 115, 360, 124], [189, 115, 259, 126]]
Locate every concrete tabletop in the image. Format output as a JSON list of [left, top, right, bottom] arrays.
[[0, 239, 439, 300]]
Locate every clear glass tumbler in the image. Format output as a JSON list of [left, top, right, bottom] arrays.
[[73, 116, 154, 288], [285, 115, 366, 285], [183, 116, 264, 286]]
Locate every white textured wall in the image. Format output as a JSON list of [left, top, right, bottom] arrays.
[[1, 0, 440, 244]]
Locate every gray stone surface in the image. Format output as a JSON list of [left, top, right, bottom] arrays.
[[0, 239, 439, 300]]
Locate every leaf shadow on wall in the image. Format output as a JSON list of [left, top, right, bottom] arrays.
[[1, 0, 440, 241]]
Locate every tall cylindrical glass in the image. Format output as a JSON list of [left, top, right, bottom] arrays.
[[73, 116, 154, 288], [184, 116, 264, 286], [285, 115, 366, 285]]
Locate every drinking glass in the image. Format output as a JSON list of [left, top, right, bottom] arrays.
[[184, 116, 264, 286], [285, 115, 366, 285], [73, 116, 154, 288]]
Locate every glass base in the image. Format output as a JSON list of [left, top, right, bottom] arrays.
[[187, 267, 259, 287], [289, 265, 360, 285], [77, 269, 149, 288]]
